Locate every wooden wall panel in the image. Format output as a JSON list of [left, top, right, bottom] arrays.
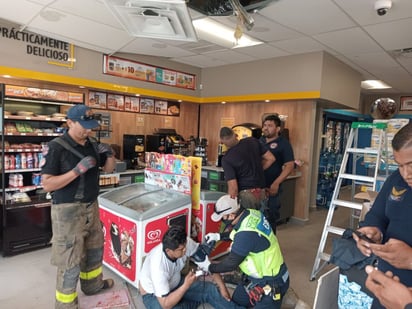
[[198, 100, 317, 221]]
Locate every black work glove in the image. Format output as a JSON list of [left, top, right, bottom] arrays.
[[73, 156, 96, 175], [97, 143, 114, 157]]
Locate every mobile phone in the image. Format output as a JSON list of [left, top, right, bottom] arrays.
[[354, 230, 376, 243]]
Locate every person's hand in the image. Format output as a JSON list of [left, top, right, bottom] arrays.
[[195, 257, 211, 272], [73, 156, 96, 175], [205, 233, 220, 244], [369, 238, 412, 269], [365, 265, 412, 309], [97, 143, 114, 157], [183, 270, 197, 287], [268, 182, 280, 196], [353, 226, 382, 256]]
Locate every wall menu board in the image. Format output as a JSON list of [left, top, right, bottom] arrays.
[[5, 85, 84, 103], [88, 91, 107, 109], [103, 55, 196, 90], [86, 90, 180, 116]]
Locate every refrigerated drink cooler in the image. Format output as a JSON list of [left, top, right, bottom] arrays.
[[98, 183, 191, 287]]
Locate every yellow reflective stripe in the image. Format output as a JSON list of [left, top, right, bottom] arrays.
[[79, 266, 102, 280], [56, 290, 77, 303]]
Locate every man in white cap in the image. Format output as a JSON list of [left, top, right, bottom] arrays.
[[196, 195, 289, 309]]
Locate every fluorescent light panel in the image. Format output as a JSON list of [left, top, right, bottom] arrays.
[[361, 80, 392, 89], [193, 18, 263, 49]]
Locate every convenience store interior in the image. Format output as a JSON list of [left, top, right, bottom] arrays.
[[1, 0, 412, 308]]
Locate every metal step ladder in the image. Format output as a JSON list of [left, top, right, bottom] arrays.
[[310, 121, 388, 280]]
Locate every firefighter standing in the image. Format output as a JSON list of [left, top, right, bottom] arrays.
[[41, 104, 116, 308]]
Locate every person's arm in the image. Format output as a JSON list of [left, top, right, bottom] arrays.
[[212, 273, 231, 301], [365, 265, 412, 309], [101, 155, 116, 173], [262, 150, 275, 170], [268, 161, 294, 195], [42, 171, 79, 192], [209, 251, 244, 273], [157, 271, 197, 309], [227, 179, 238, 199]]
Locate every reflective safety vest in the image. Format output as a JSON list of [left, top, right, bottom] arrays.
[[230, 209, 284, 278]]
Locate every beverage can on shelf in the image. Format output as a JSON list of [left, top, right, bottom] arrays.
[[32, 173, 42, 186], [15, 154, 21, 169]]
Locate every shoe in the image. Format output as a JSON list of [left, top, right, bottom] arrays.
[[101, 278, 114, 291], [83, 279, 114, 296]]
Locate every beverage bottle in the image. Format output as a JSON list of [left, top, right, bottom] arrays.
[[9, 154, 15, 170], [4, 154, 10, 170], [15, 154, 21, 169], [17, 173, 23, 187], [21, 153, 27, 169], [33, 151, 39, 168], [27, 152, 34, 169]]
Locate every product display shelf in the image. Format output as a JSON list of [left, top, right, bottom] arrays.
[[0, 84, 77, 256]]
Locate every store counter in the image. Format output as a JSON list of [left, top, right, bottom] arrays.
[[201, 165, 301, 223]]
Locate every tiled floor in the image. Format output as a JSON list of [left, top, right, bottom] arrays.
[[0, 206, 346, 309]]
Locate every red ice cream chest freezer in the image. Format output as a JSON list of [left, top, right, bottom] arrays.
[[98, 183, 191, 287], [192, 190, 231, 259]]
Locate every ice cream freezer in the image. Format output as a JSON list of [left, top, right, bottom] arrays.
[[98, 183, 191, 287], [192, 190, 231, 259]]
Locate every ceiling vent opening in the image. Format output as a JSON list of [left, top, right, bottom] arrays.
[[103, 0, 198, 41]]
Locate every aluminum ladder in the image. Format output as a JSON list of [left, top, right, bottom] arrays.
[[310, 121, 387, 280]]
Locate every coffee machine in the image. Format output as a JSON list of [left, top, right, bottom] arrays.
[[146, 129, 188, 155], [123, 134, 145, 169]]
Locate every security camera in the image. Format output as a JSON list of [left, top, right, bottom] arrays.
[[374, 0, 392, 16]]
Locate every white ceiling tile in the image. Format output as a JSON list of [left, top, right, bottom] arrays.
[[270, 37, 331, 54], [0, 0, 42, 24], [313, 27, 384, 55], [120, 38, 196, 58], [237, 44, 289, 59], [171, 55, 227, 68], [346, 52, 400, 74], [201, 50, 255, 64], [28, 9, 132, 51], [364, 18, 412, 51], [259, 0, 355, 35]]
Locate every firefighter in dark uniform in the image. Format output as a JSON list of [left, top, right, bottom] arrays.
[[196, 195, 290, 309], [41, 104, 116, 309]]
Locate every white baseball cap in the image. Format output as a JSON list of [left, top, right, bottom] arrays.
[[211, 195, 240, 222]]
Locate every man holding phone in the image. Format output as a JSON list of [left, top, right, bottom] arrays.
[[354, 123, 412, 309]]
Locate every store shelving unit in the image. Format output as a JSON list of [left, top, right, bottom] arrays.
[[0, 84, 80, 256]]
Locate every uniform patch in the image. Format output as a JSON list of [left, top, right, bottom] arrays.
[[389, 186, 407, 202], [270, 142, 278, 149]]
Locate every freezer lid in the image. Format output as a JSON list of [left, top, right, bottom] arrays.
[[98, 183, 191, 220], [200, 190, 226, 201]]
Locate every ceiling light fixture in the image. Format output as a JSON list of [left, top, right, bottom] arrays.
[[361, 80, 392, 90], [193, 18, 263, 48]]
